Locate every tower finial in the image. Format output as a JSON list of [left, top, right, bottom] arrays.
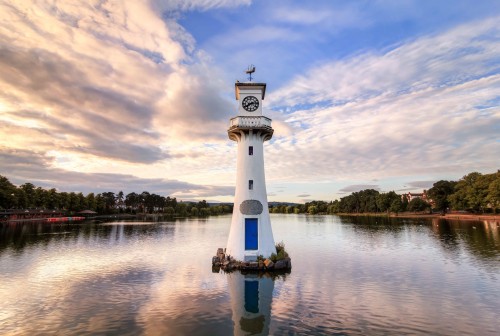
[[245, 64, 255, 81]]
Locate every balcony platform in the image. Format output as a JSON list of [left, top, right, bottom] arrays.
[[228, 116, 274, 140]]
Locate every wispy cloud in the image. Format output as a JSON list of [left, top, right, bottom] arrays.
[[339, 185, 380, 194], [0, 148, 233, 196], [0, 1, 498, 201], [265, 18, 500, 186], [270, 17, 500, 107]]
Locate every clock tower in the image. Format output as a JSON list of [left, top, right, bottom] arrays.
[[226, 80, 276, 261]]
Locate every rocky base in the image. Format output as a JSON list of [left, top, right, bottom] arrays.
[[212, 248, 292, 272]]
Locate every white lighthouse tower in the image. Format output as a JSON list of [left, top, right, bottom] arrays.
[[226, 74, 276, 261]]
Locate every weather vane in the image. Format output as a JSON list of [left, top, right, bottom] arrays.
[[245, 64, 256, 81]]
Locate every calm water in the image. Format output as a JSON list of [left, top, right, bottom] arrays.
[[0, 214, 499, 335]]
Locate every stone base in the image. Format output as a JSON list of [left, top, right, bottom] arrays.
[[211, 247, 292, 273]]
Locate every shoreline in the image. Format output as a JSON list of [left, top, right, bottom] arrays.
[[337, 212, 499, 222]]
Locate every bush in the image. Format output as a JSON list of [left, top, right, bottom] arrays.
[[271, 241, 289, 262]]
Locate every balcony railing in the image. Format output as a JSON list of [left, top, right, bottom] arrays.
[[229, 116, 272, 129]]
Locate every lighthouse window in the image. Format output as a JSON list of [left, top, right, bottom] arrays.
[[249, 146, 253, 155], [249, 180, 254, 190]]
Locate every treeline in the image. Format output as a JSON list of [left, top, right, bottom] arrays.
[[269, 170, 499, 214], [429, 171, 499, 213], [330, 170, 499, 214], [1, 170, 498, 216], [0, 175, 232, 216]]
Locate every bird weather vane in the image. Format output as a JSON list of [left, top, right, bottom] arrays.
[[245, 64, 256, 81]]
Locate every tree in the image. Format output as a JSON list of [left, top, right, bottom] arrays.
[[117, 191, 124, 210], [401, 194, 409, 212], [68, 192, 80, 212], [487, 172, 500, 213], [191, 207, 199, 216], [34, 187, 48, 208], [0, 175, 17, 209], [125, 192, 139, 212], [376, 193, 391, 213], [101, 192, 116, 213], [448, 173, 495, 212], [408, 198, 430, 212], [20, 183, 36, 208], [95, 194, 107, 213], [58, 192, 70, 210], [307, 205, 318, 214], [389, 198, 402, 214], [428, 180, 456, 213], [327, 200, 340, 214], [176, 202, 188, 216], [47, 188, 59, 209], [86, 193, 97, 211], [376, 191, 400, 213]]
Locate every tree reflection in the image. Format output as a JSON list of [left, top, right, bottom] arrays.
[[0, 221, 176, 255]]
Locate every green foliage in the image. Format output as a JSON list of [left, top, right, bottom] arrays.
[[0, 175, 17, 209], [487, 173, 500, 213], [270, 241, 289, 262], [307, 205, 318, 214], [0, 175, 232, 217], [1, 170, 498, 216], [270, 253, 277, 262], [449, 172, 495, 212], [190, 207, 199, 216], [408, 197, 430, 212], [389, 198, 402, 214], [428, 180, 457, 212]]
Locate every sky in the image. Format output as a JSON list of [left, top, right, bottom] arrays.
[[0, 0, 499, 203]]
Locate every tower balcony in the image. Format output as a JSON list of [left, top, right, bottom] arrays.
[[229, 116, 272, 130], [228, 116, 274, 141]]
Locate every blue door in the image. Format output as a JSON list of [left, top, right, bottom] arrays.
[[245, 218, 258, 250]]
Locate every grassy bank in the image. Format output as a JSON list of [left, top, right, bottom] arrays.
[[336, 212, 499, 222]]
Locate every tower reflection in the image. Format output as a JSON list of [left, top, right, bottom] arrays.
[[227, 272, 275, 336]]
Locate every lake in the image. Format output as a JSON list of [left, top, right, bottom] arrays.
[[0, 214, 499, 335]]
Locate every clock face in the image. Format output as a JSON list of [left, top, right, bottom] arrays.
[[242, 96, 259, 112]]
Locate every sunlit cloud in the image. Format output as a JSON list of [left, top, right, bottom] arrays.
[[265, 18, 500, 188], [0, 1, 498, 201]]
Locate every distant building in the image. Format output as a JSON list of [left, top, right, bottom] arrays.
[[402, 191, 433, 206]]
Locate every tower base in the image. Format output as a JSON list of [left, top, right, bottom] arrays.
[[211, 247, 292, 273]]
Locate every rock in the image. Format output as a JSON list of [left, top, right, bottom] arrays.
[[275, 257, 292, 269], [274, 259, 287, 270], [263, 259, 274, 268]]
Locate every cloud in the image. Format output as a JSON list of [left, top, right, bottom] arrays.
[[269, 3, 370, 31], [297, 194, 310, 197], [270, 17, 499, 107], [154, 0, 251, 12], [0, 148, 233, 197], [338, 185, 381, 194], [1, 1, 498, 202], [0, 0, 244, 196], [0, 0, 237, 164], [263, 17, 500, 185], [406, 181, 435, 189]]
